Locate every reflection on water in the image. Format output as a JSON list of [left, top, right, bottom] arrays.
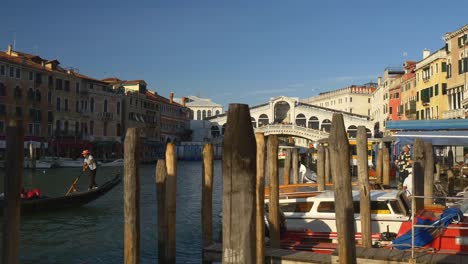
[[0, 161, 223, 264]]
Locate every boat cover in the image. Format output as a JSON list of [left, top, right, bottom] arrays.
[[392, 207, 463, 250]]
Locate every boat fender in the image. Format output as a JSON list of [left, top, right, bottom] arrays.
[[26, 190, 36, 199], [33, 188, 41, 197]]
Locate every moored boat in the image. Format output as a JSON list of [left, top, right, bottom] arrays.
[[100, 159, 124, 167]]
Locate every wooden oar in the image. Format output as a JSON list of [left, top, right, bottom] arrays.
[[66, 172, 83, 195]]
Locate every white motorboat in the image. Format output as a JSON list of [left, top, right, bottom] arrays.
[[100, 159, 124, 167], [24, 159, 53, 169]]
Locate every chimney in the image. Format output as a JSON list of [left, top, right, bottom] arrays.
[[7, 44, 12, 55], [182, 96, 186, 107], [169, 92, 174, 104], [423, 49, 430, 59], [377, 76, 382, 86]]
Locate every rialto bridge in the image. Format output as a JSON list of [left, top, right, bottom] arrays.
[[206, 96, 374, 146]]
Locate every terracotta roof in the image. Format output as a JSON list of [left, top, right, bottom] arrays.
[[146, 90, 184, 107]]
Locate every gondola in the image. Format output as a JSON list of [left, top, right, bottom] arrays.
[[0, 174, 121, 215]]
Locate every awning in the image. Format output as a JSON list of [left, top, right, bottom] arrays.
[[391, 131, 468, 146], [386, 119, 468, 131]]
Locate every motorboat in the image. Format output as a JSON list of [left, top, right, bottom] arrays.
[[24, 159, 53, 169], [100, 159, 124, 167]]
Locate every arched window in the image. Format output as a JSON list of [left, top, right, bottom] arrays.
[[211, 126, 220, 138], [90, 97, 95, 112], [117, 102, 121, 114], [295, 113, 306, 127], [202, 110, 206, 120], [64, 121, 69, 133], [197, 110, 201, 120], [104, 99, 108, 113], [321, 119, 332, 132], [251, 117, 257, 128], [189, 110, 194, 120], [215, 110, 220, 115], [56, 97, 61, 111], [347, 125, 357, 138], [208, 110, 212, 117], [258, 114, 269, 127], [64, 99, 69, 111], [308, 116, 319, 130]]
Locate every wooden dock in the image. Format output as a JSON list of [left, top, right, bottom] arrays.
[[203, 243, 467, 263]]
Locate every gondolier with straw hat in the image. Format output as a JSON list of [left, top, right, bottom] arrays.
[[82, 149, 98, 190]]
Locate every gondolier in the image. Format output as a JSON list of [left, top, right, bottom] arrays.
[[396, 145, 412, 189], [82, 149, 98, 190]]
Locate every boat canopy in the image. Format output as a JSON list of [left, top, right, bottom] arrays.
[[390, 131, 468, 146], [386, 119, 468, 131]]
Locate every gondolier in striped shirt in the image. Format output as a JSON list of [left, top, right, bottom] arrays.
[[82, 149, 98, 190]]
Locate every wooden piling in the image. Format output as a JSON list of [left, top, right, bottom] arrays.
[[2, 119, 24, 264], [155, 159, 168, 264], [166, 143, 177, 264], [383, 143, 390, 186], [283, 148, 291, 185], [124, 128, 140, 264], [222, 104, 256, 263], [325, 146, 331, 183], [317, 144, 325, 191], [357, 126, 371, 248], [424, 142, 434, 206], [376, 146, 383, 184], [255, 133, 266, 264], [292, 148, 299, 184], [413, 138, 425, 212], [329, 113, 356, 264], [267, 135, 280, 248], [202, 143, 214, 264]]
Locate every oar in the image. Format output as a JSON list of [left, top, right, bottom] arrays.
[[66, 172, 83, 195]]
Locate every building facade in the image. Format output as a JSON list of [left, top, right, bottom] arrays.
[[443, 24, 468, 119], [174, 95, 223, 120]]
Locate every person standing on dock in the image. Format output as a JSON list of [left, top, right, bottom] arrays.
[[396, 145, 412, 189], [82, 149, 98, 190]]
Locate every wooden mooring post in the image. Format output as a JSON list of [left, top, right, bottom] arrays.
[[413, 138, 425, 213], [155, 159, 168, 264], [357, 126, 371, 248], [283, 148, 291, 185], [124, 128, 140, 264], [255, 132, 266, 264], [325, 146, 331, 183], [2, 119, 24, 264], [166, 143, 177, 264], [222, 104, 256, 263], [376, 144, 383, 184], [267, 135, 280, 249], [424, 142, 434, 206], [202, 143, 214, 264], [383, 143, 390, 187], [292, 148, 299, 184], [317, 144, 325, 191], [329, 113, 356, 264]]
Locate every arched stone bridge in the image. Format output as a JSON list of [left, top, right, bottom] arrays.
[[254, 124, 329, 141]]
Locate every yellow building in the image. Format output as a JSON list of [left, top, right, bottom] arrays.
[[398, 61, 416, 120], [443, 24, 468, 119], [414, 48, 448, 120]]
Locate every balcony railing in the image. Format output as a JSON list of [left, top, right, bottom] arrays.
[[442, 108, 464, 119], [97, 112, 114, 121]]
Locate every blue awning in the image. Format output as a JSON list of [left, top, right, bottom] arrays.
[[386, 119, 468, 131], [391, 130, 468, 146]]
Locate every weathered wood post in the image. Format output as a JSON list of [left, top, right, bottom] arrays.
[[29, 142, 36, 170], [267, 135, 280, 248], [413, 138, 425, 212], [2, 120, 24, 264], [383, 143, 390, 186], [166, 143, 177, 264], [222, 104, 256, 263], [357, 126, 371, 248], [329, 113, 356, 264], [424, 142, 434, 206], [283, 148, 291, 185], [325, 146, 331, 183], [202, 143, 214, 264], [255, 132, 266, 264], [124, 128, 140, 264], [292, 148, 299, 184], [317, 144, 325, 191], [155, 159, 168, 264], [376, 145, 383, 184]]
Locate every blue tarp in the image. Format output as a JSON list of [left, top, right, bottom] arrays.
[[392, 207, 463, 250]]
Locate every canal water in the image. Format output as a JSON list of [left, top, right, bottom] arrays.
[[0, 161, 223, 263]]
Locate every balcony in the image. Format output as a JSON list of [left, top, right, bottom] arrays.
[[97, 112, 114, 121], [442, 108, 464, 119]]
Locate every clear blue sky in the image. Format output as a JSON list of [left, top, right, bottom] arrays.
[[1, 0, 466, 110]]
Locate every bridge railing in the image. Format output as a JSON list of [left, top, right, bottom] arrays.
[[254, 124, 329, 140]]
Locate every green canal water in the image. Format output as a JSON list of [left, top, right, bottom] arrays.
[[0, 161, 223, 263]]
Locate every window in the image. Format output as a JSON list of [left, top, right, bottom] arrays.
[[55, 79, 63, 90], [64, 99, 69, 111], [90, 98, 94, 112], [76, 101, 79, 112], [442, 62, 447, 72], [117, 102, 121, 114], [103, 123, 107, 136], [0, 64, 5, 75], [56, 97, 61, 111], [117, 123, 121, 137], [75, 82, 80, 93], [442, 83, 447, 95], [48, 111, 53, 122], [0, 121, 4, 133], [368, 98, 371, 103], [9, 67, 14, 77], [90, 121, 94, 135], [64, 80, 70, 91], [0, 104, 5, 114], [29, 71, 34, 81], [15, 106, 22, 117], [197, 110, 201, 120], [15, 68, 20, 79], [35, 73, 42, 85], [317, 202, 335, 213], [350, 97, 352, 102], [75, 121, 79, 135], [104, 99, 108, 112], [48, 91, 52, 104], [435, 84, 439, 96], [0, 83, 6, 96]]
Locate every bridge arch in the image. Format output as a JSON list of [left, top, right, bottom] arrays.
[[347, 125, 357, 138], [321, 119, 331, 132], [295, 113, 306, 127], [258, 114, 269, 126], [308, 116, 319, 129], [273, 100, 291, 123]]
